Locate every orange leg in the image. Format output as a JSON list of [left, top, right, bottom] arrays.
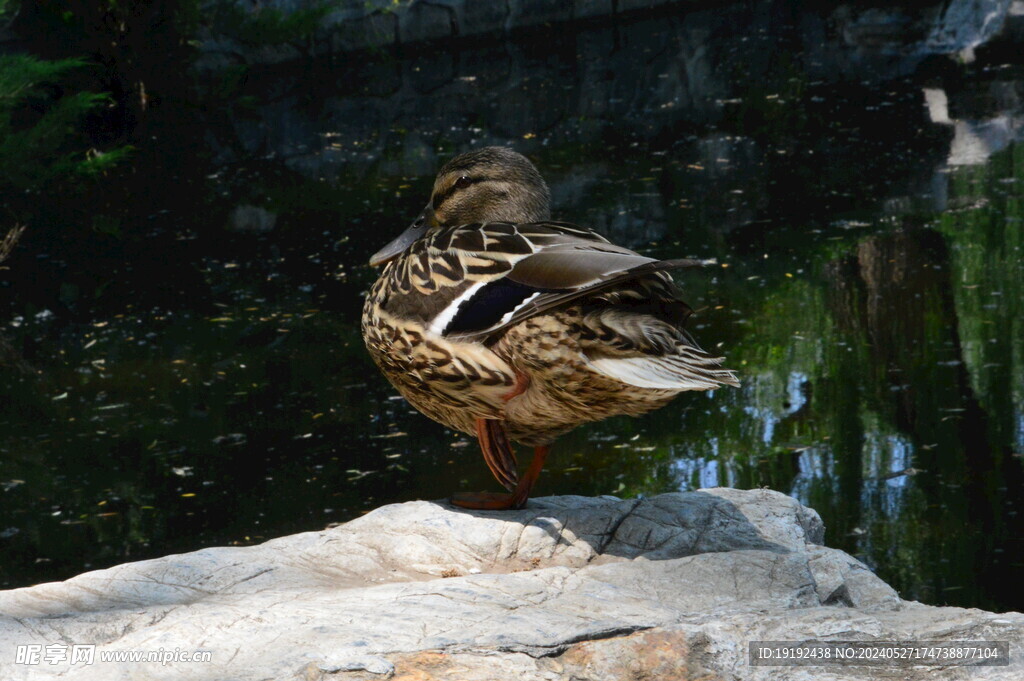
[[474, 418, 518, 492], [451, 373, 542, 510], [510, 444, 548, 507], [451, 444, 549, 511]]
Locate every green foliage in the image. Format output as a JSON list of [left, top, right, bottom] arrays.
[[0, 53, 84, 100], [0, 54, 129, 193]]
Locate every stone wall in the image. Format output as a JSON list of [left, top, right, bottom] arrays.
[[196, 0, 1016, 70], [197, 0, 694, 70]]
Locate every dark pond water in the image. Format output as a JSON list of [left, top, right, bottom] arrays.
[[2, 2, 1023, 613]]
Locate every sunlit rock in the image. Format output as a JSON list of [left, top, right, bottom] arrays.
[[0, 488, 1020, 680], [925, 0, 1012, 54], [923, 86, 1024, 165]]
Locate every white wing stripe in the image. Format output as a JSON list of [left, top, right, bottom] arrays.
[[428, 281, 486, 336], [496, 291, 541, 328]]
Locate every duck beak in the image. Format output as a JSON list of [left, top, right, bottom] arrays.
[[369, 203, 438, 266]]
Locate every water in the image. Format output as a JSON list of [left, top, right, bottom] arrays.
[[1, 2, 1023, 612]]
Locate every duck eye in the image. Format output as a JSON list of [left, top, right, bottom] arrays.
[[454, 175, 473, 189]]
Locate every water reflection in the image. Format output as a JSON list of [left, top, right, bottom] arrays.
[[1, 1, 1023, 612]]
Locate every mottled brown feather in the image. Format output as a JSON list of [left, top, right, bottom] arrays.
[[362, 146, 738, 452]]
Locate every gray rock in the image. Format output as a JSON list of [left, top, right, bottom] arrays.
[[0, 488, 1020, 680], [195, 0, 1020, 72], [806, 545, 901, 609], [328, 7, 399, 54], [462, 1, 509, 35], [573, 0, 615, 19], [398, 1, 456, 45], [506, 0, 574, 31], [195, 0, 703, 68]]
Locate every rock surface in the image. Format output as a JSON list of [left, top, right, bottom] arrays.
[[0, 488, 1020, 680]]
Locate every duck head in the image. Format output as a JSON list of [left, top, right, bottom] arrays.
[[369, 147, 551, 266]]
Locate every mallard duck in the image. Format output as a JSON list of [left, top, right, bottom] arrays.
[[362, 147, 738, 509]]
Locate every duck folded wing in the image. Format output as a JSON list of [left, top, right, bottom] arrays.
[[442, 246, 708, 342]]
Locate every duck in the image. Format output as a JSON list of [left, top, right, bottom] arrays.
[[362, 146, 739, 510]]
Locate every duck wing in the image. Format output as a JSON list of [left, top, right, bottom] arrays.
[[387, 221, 706, 342], [454, 252, 706, 340], [375, 220, 738, 390]]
